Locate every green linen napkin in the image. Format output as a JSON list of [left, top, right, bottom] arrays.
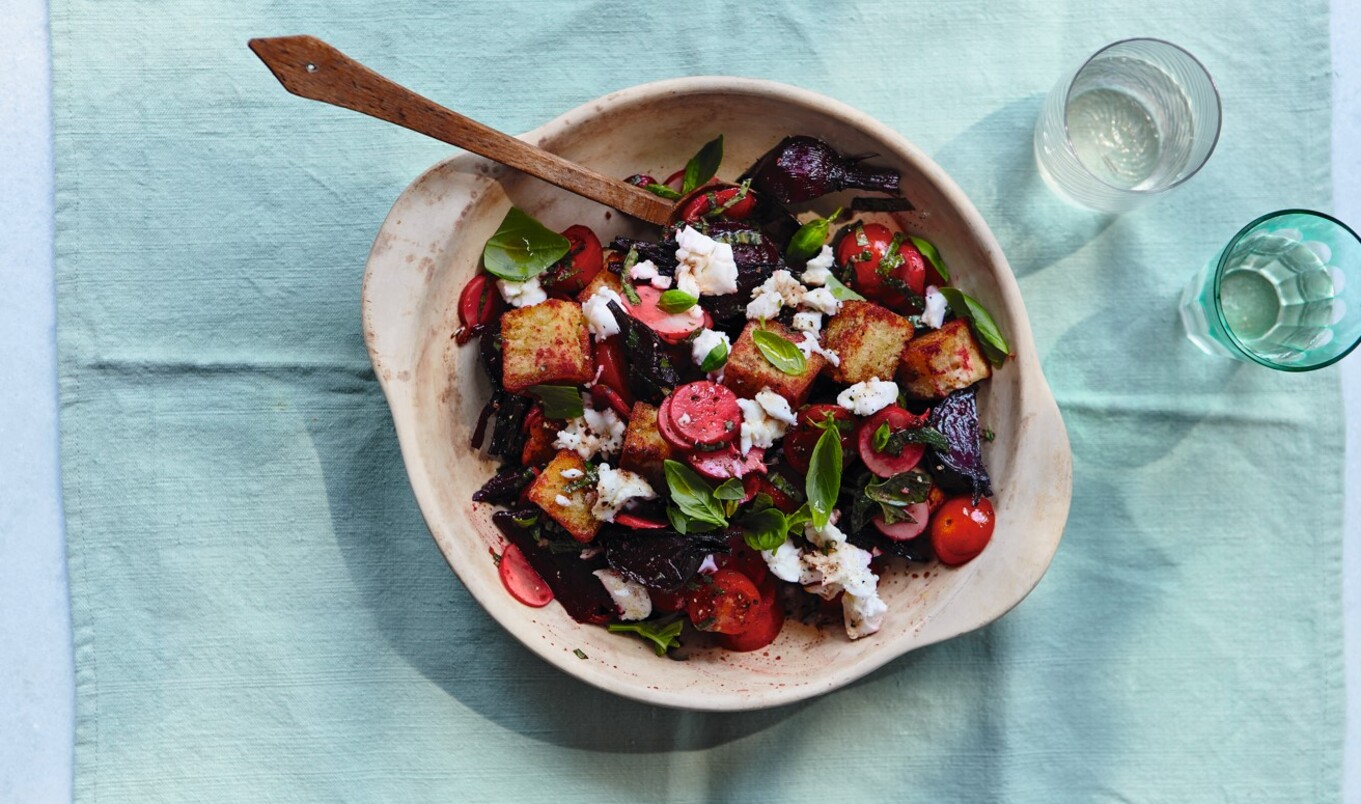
[[55, 0, 1341, 800]]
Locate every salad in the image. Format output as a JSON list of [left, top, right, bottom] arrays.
[[459, 135, 1010, 656]]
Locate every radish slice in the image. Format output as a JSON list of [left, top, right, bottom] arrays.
[[857, 406, 928, 478], [667, 381, 741, 447], [499, 543, 554, 607], [614, 512, 668, 530], [872, 502, 931, 541], [624, 285, 710, 344], [687, 445, 766, 481]]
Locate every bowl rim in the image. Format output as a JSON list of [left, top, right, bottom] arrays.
[[361, 75, 1073, 710]]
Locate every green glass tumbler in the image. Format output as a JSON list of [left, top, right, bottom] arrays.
[[1179, 210, 1361, 370]]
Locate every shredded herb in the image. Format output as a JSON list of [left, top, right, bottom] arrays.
[[620, 248, 643, 305], [573, 648, 589, 660], [644, 183, 682, 200], [880, 425, 951, 455], [562, 463, 600, 494]]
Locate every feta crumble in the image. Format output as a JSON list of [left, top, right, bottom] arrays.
[[554, 494, 573, 507], [921, 285, 948, 329], [674, 226, 739, 297], [735, 389, 797, 455], [689, 327, 731, 369], [496, 276, 548, 308], [560, 468, 584, 480], [791, 311, 822, 334], [836, 378, 899, 416], [760, 519, 887, 639], [801, 286, 842, 316], [581, 286, 623, 341], [745, 269, 807, 320], [593, 568, 653, 621], [629, 259, 673, 289], [554, 402, 626, 460], [590, 463, 656, 522], [797, 332, 841, 367], [762, 540, 803, 582], [801, 245, 835, 286]]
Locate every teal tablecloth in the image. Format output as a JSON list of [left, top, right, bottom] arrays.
[[55, 1, 1342, 800]]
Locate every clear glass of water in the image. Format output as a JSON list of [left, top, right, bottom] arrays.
[[1034, 38, 1222, 213], [1180, 210, 1361, 371]]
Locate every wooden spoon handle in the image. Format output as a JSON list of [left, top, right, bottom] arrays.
[[248, 35, 673, 225]]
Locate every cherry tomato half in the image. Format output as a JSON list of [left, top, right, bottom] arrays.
[[594, 336, 633, 406], [687, 568, 762, 634], [716, 574, 784, 652], [679, 184, 758, 223], [835, 222, 927, 312], [456, 273, 505, 344], [540, 225, 603, 296], [930, 496, 996, 566]]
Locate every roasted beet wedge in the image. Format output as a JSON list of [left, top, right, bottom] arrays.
[[847, 522, 936, 564], [744, 136, 901, 205], [492, 509, 616, 624], [599, 528, 729, 592], [927, 387, 993, 500]]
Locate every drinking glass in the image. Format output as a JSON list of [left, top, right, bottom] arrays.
[[1179, 210, 1361, 370], [1034, 38, 1222, 213]]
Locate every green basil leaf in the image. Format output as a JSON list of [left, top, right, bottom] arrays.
[[682, 135, 724, 194], [824, 274, 865, 302], [525, 384, 584, 419], [882, 425, 951, 454], [937, 287, 1011, 367], [864, 470, 932, 508], [608, 619, 684, 656], [740, 507, 789, 552], [658, 289, 698, 314], [481, 207, 572, 281], [665, 505, 690, 534], [752, 329, 807, 376], [699, 340, 729, 373], [620, 247, 642, 305], [784, 503, 814, 534], [806, 427, 843, 529], [712, 478, 746, 501], [908, 236, 949, 282], [872, 422, 892, 452], [644, 183, 682, 200], [663, 460, 728, 527], [785, 207, 842, 262]]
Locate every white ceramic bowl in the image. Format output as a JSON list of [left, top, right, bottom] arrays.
[[362, 77, 1072, 710]]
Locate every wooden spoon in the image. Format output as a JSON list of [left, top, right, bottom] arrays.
[[248, 35, 674, 226]]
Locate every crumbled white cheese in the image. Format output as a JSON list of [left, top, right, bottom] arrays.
[[590, 463, 656, 522], [678, 413, 692, 425], [697, 554, 719, 575], [496, 276, 548, 308], [801, 286, 842, 316], [763, 540, 803, 582], [745, 269, 807, 320], [554, 403, 626, 460], [736, 389, 796, 455], [843, 590, 888, 639], [674, 225, 739, 297], [560, 468, 584, 480], [690, 327, 731, 370], [629, 259, 673, 289], [836, 378, 899, 416], [581, 286, 623, 341], [791, 311, 822, 334], [801, 245, 835, 286], [762, 519, 887, 639], [922, 285, 948, 329], [593, 568, 653, 621], [579, 546, 602, 561], [796, 332, 841, 367], [554, 494, 573, 507]]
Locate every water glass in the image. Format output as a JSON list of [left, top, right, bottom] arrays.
[[1179, 210, 1361, 371], [1034, 38, 1222, 213]]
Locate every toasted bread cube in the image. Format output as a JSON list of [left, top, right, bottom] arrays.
[[521, 413, 561, 467], [897, 319, 992, 400], [722, 320, 827, 407], [526, 450, 601, 543], [500, 299, 594, 394], [576, 256, 624, 303], [619, 401, 674, 488], [821, 300, 915, 384]]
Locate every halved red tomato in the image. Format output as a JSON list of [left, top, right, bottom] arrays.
[[679, 184, 758, 223], [687, 568, 762, 634], [716, 574, 783, 652], [456, 273, 505, 344], [540, 225, 603, 296], [835, 222, 927, 312]]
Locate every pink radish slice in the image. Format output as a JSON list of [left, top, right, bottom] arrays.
[[614, 512, 668, 530], [499, 543, 554, 606], [872, 503, 932, 541], [624, 285, 711, 344], [856, 405, 927, 478]]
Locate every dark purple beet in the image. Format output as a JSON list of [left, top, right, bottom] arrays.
[[927, 387, 993, 500], [700, 220, 783, 267], [487, 391, 530, 459], [744, 136, 901, 205], [607, 300, 679, 405], [472, 465, 537, 504], [599, 529, 729, 591], [847, 523, 936, 563], [492, 509, 616, 624], [610, 236, 678, 271]]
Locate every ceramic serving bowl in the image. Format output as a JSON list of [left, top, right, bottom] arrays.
[[362, 77, 1072, 710]]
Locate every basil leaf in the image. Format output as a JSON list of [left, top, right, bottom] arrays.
[[665, 505, 689, 534], [619, 247, 642, 305], [644, 183, 682, 200], [682, 135, 723, 194], [864, 470, 932, 508], [824, 274, 865, 302], [712, 478, 746, 501], [699, 341, 729, 373], [526, 384, 584, 419], [481, 207, 572, 281], [740, 507, 788, 552], [658, 289, 698, 314], [872, 423, 892, 452], [937, 287, 1011, 367], [663, 460, 728, 527], [882, 425, 952, 454], [908, 236, 949, 282], [752, 329, 807, 376], [608, 619, 684, 656], [784, 503, 814, 535], [806, 427, 843, 529], [786, 207, 843, 262]]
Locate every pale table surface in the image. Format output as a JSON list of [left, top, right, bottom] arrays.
[[2, 3, 1358, 800]]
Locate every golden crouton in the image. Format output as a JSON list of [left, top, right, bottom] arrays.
[[500, 299, 594, 394], [722, 320, 827, 407], [521, 412, 561, 467], [897, 319, 992, 400], [575, 255, 624, 303], [821, 300, 915, 384], [619, 401, 674, 488], [526, 450, 601, 543]]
